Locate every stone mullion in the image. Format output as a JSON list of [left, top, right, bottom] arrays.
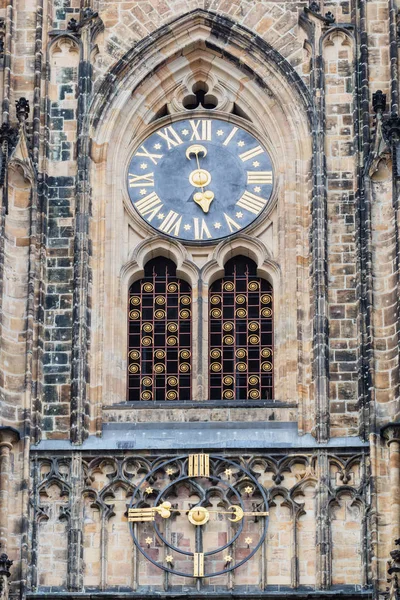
[[315, 449, 331, 589], [70, 19, 94, 443], [67, 452, 83, 591], [311, 52, 330, 443], [360, 450, 370, 589]]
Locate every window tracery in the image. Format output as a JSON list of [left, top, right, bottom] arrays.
[[209, 256, 273, 401], [128, 258, 192, 402]]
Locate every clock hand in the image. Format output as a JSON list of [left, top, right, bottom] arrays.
[[186, 144, 215, 213]]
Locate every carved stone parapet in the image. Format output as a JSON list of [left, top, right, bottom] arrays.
[[382, 422, 400, 445], [0, 553, 12, 600]]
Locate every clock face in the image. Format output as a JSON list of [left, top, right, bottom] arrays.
[[127, 117, 274, 243]]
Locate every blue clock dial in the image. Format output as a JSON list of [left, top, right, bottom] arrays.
[[127, 118, 274, 242]]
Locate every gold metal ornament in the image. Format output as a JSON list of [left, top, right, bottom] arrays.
[[155, 309, 166, 319], [249, 389, 260, 399], [248, 281, 259, 291], [236, 308, 247, 318], [248, 321, 259, 331], [167, 323, 178, 332], [142, 377, 153, 387], [141, 391, 152, 400], [129, 309, 141, 319], [223, 321, 234, 331], [261, 294, 272, 304], [262, 361, 273, 371], [167, 376, 178, 386], [223, 335, 234, 345], [130, 296, 141, 305], [188, 454, 210, 477], [236, 362, 247, 372], [210, 295, 221, 305], [129, 364, 139, 374], [143, 323, 153, 332], [261, 307, 272, 317], [188, 506, 210, 526], [193, 190, 215, 213], [261, 348, 271, 358], [179, 363, 190, 372], [249, 335, 260, 345], [155, 349, 166, 359], [223, 390, 234, 399], [128, 501, 172, 523], [180, 349, 191, 359], [210, 349, 221, 359], [129, 350, 140, 360], [249, 375, 259, 385], [180, 295, 191, 305], [155, 295, 166, 305], [180, 309, 190, 319], [211, 362, 222, 372], [154, 363, 165, 373], [223, 281, 234, 291], [167, 336, 178, 346], [235, 348, 246, 358], [211, 308, 222, 318], [143, 283, 154, 292], [141, 336, 153, 346], [167, 283, 178, 293], [236, 295, 246, 304], [166, 390, 177, 400], [223, 376, 234, 386]]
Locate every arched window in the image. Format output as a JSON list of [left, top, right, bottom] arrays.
[[209, 256, 273, 401], [128, 258, 191, 402]]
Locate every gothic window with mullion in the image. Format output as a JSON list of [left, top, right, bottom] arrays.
[[209, 256, 273, 401], [128, 258, 192, 401]]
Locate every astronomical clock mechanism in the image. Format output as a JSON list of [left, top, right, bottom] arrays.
[[128, 454, 269, 578], [127, 117, 274, 242]]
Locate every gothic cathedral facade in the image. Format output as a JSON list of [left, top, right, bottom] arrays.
[[0, 1, 399, 600]]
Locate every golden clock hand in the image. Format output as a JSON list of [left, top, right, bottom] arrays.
[[128, 501, 172, 522], [186, 144, 215, 213]]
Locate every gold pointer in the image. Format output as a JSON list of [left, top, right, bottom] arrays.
[[128, 502, 268, 524], [186, 144, 215, 213]]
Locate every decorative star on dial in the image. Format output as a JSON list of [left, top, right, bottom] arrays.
[[154, 143, 162, 150], [236, 212, 243, 219], [184, 224, 191, 231], [145, 537, 153, 545], [244, 486, 253, 494], [238, 140, 245, 147], [254, 186, 261, 193], [225, 468, 233, 477], [157, 213, 165, 219], [139, 189, 147, 195], [217, 129, 224, 136], [165, 555, 174, 563], [140, 163, 148, 169], [252, 161, 260, 167], [166, 467, 174, 476], [224, 555, 233, 563], [214, 222, 222, 229], [145, 486, 154, 494], [181, 129, 189, 136], [245, 537, 253, 545]]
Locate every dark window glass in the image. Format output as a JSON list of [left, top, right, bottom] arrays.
[[128, 258, 191, 402], [209, 256, 273, 401]]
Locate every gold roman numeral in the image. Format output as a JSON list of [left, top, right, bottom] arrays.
[[188, 454, 210, 477], [224, 213, 241, 233], [193, 218, 212, 240], [135, 144, 163, 165], [128, 508, 156, 523], [189, 119, 212, 141], [236, 191, 267, 215], [159, 210, 182, 236], [193, 553, 204, 577], [239, 145, 264, 162], [157, 126, 183, 149], [128, 172, 154, 188], [135, 192, 163, 221], [247, 171, 273, 184], [223, 126, 238, 146]]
